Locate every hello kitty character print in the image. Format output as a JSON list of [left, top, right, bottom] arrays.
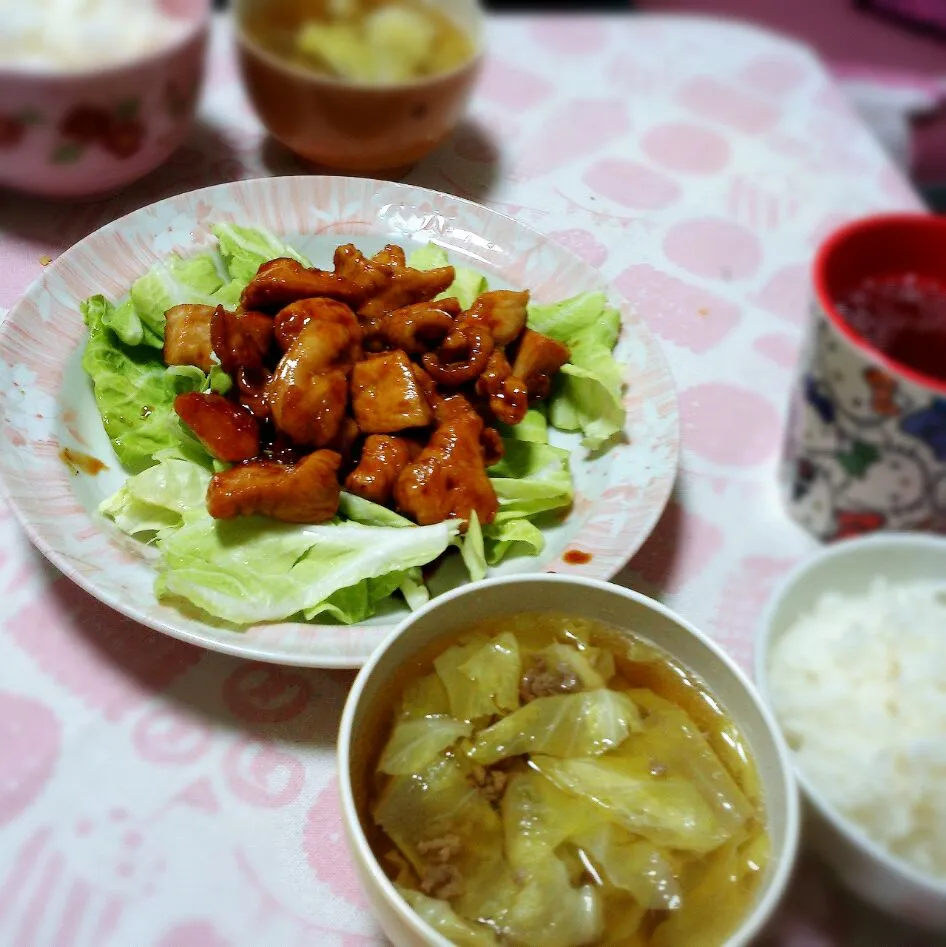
[[782, 302, 946, 540]]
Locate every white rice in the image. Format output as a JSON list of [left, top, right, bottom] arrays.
[[0, 0, 191, 71], [768, 577, 946, 880]]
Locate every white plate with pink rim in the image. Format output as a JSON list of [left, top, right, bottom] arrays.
[[0, 176, 679, 668]]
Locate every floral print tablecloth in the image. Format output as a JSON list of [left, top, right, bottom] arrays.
[[0, 12, 936, 947]]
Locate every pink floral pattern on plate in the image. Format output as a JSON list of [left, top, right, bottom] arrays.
[[0, 176, 679, 668]]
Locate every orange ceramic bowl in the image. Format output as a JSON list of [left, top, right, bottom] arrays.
[[233, 0, 484, 174]]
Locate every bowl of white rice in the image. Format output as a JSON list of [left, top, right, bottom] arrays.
[[0, 0, 211, 198], [756, 532, 946, 931]]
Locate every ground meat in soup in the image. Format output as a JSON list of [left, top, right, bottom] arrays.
[[519, 655, 582, 703], [417, 835, 465, 898]]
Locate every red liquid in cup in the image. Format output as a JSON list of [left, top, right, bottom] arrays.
[[835, 273, 946, 382]]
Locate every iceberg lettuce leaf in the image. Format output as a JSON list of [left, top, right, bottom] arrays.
[[488, 440, 572, 520], [128, 252, 224, 345], [527, 292, 627, 450], [407, 242, 487, 309], [458, 510, 487, 581], [155, 514, 457, 625], [99, 453, 211, 537], [212, 222, 310, 285], [81, 296, 210, 473], [481, 518, 546, 565]]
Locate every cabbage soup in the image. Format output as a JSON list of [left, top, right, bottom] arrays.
[[362, 612, 771, 946]]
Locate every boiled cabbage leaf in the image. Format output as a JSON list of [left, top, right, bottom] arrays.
[[573, 823, 682, 911], [624, 689, 754, 836], [650, 830, 770, 947], [399, 672, 451, 720], [468, 690, 640, 765], [378, 715, 473, 776], [434, 633, 521, 722], [373, 756, 512, 922], [397, 889, 499, 947], [533, 641, 614, 690], [501, 853, 604, 947], [501, 770, 605, 866], [531, 754, 730, 853]]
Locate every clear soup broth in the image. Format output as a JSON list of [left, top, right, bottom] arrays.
[[240, 0, 476, 83], [362, 612, 770, 947]]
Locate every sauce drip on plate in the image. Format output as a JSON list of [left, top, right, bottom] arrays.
[[563, 549, 593, 565], [59, 447, 107, 476]]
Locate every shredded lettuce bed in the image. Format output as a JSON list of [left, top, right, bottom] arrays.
[[81, 226, 627, 626]]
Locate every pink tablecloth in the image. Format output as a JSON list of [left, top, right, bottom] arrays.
[[0, 12, 935, 947]]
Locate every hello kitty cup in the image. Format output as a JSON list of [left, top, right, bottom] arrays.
[[781, 213, 946, 541]]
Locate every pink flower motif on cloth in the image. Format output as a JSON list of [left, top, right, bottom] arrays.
[[223, 736, 306, 809], [546, 228, 608, 268], [512, 99, 630, 182], [754, 333, 800, 369], [614, 264, 741, 354], [0, 812, 167, 945], [303, 778, 371, 910], [737, 56, 809, 99], [664, 217, 763, 282], [172, 778, 221, 814], [529, 18, 607, 55], [4, 579, 203, 721], [726, 175, 801, 231], [750, 263, 809, 325], [477, 57, 554, 111], [582, 159, 680, 211], [155, 920, 232, 947], [223, 663, 313, 725], [677, 76, 779, 135], [132, 706, 213, 766], [639, 122, 731, 175], [680, 382, 781, 467], [0, 692, 61, 827], [620, 500, 724, 596]]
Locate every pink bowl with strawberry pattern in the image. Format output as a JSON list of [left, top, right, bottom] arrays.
[[0, 0, 211, 199]]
